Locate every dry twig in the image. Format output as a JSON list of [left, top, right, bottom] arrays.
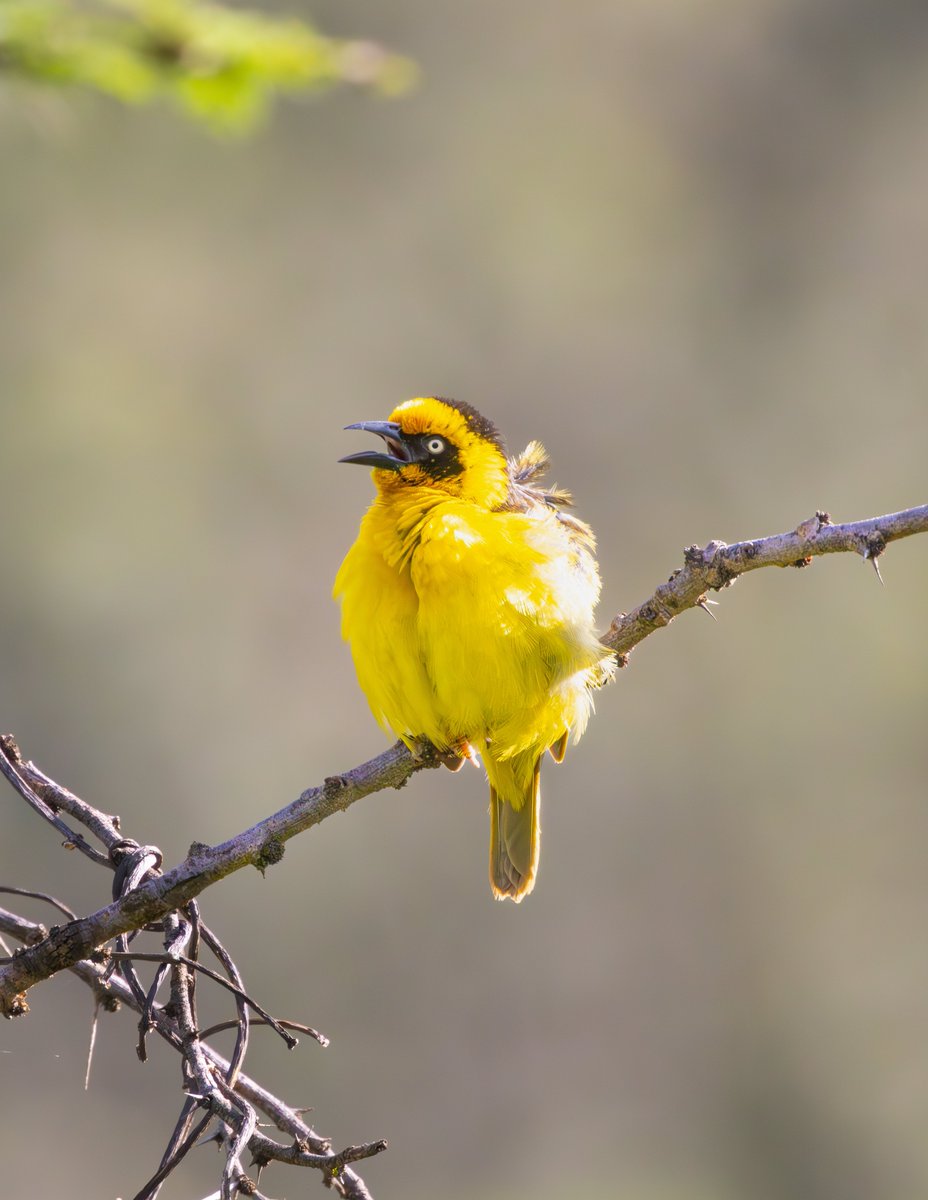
[[0, 765, 385, 1198]]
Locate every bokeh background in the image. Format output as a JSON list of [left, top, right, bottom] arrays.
[[2, 2, 928, 1197]]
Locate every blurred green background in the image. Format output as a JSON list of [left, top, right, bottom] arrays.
[[2, 2, 928, 1198]]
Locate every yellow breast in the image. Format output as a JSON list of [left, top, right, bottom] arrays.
[[335, 488, 606, 762]]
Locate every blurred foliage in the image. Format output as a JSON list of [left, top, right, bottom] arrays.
[[0, 0, 415, 132]]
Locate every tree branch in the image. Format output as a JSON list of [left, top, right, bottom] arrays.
[[2, 504, 926, 1015], [601, 504, 928, 660], [2, 500, 925, 1196], [0, 735, 433, 1015]]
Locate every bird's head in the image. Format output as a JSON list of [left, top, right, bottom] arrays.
[[340, 397, 509, 507]]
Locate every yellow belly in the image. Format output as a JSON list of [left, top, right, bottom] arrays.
[[334, 493, 607, 803]]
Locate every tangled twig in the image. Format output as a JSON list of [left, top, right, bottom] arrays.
[[0, 777, 385, 1198]]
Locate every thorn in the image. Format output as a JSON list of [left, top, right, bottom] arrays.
[[84, 1000, 100, 1091], [696, 597, 719, 621], [862, 548, 885, 586], [194, 1129, 224, 1150]]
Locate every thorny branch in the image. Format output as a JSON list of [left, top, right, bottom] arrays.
[[1, 501, 926, 1193], [601, 503, 928, 661]]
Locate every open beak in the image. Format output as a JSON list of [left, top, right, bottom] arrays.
[[339, 421, 415, 471]]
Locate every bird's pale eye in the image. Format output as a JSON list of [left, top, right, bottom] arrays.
[[425, 436, 446, 455]]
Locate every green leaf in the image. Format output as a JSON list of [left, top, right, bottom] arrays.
[[0, 0, 417, 133]]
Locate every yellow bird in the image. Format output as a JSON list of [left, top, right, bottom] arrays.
[[333, 397, 613, 901]]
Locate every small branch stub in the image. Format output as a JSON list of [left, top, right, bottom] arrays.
[[255, 836, 286, 875]]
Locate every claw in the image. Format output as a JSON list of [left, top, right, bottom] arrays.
[[437, 739, 481, 772], [436, 751, 467, 772]]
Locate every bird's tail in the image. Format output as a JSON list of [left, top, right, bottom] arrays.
[[488, 754, 541, 903]]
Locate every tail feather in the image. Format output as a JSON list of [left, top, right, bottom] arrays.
[[489, 759, 541, 903]]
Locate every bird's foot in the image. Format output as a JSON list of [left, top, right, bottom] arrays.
[[437, 739, 481, 772]]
